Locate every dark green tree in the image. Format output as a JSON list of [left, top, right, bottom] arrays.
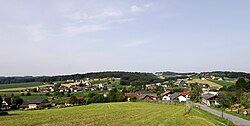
[[12, 96, 24, 108], [235, 78, 246, 91], [26, 92, 31, 96], [0, 96, 2, 108], [70, 96, 78, 105]]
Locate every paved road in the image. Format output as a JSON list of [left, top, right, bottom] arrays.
[[195, 103, 250, 126]]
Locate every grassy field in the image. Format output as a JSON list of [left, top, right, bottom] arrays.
[[0, 82, 44, 91], [187, 79, 223, 89], [0, 102, 234, 126], [208, 79, 235, 87]]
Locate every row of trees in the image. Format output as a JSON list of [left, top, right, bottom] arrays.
[[67, 89, 127, 105], [0, 72, 161, 86], [217, 78, 250, 109]]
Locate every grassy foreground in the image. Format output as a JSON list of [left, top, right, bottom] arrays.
[[0, 102, 234, 126]]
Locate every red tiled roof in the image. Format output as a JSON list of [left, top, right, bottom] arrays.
[[181, 89, 190, 96]]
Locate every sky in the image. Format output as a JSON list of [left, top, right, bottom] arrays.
[[0, 0, 250, 76]]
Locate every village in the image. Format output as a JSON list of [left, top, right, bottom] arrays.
[[1, 71, 250, 126], [0, 75, 231, 111]]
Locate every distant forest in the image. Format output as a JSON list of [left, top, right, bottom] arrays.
[[0, 71, 249, 85], [202, 71, 250, 79], [0, 72, 161, 85]]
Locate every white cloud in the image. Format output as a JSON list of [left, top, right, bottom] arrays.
[[63, 24, 106, 37], [102, 8, 122, 17], [25, 24, 47, 42], [130, 3, 153, 12], [122, 41, 150, 48], [130, 5, 143, 12]]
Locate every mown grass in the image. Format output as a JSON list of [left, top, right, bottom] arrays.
[[0, 102, 234, 126], [208, 79, 235, 87], [187, 79, 222, 89]]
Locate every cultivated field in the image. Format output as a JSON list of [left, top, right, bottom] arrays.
[[187, 79, 223, 89], [0, 102, 234, 126], [0, 82, 50, 92]]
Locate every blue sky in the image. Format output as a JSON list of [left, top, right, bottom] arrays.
[[0, 0, 250, 76]]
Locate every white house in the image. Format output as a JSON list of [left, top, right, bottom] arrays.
[[28, 99, 50, 109], [162, 95, 171, 101], [98, 84, 104, 89], [178, 95, 187, 102]]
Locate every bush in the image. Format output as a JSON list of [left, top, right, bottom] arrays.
[[0, 111, 8, 116], [26, 92, 31, 96]]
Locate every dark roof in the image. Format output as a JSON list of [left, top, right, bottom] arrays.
[[160, 91, 171, 97], [139, 93, 157, 100], [202, 94, 217, 100], [170, 92, 180, 100], [28, 99, 49, 104]]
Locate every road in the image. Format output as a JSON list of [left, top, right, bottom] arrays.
[[195, 103, 250, 126]]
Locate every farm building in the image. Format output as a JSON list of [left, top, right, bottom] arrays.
[[201, 94, 219, 106], [27, 99, 50, 109]]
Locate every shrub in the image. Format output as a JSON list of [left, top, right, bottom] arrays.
[[0, 111, 8, 116]]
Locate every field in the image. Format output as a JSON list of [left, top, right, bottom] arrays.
[[208, 79, 235, 87], [187, 79, 223, 89], [0, 82, 44, 91], [0, 102, 234, 126]]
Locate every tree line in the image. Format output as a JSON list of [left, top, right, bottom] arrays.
[[0, 72, 161, 86]]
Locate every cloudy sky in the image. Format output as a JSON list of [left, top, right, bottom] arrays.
[[0, 0, 250, 76]]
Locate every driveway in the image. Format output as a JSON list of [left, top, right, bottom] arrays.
[[195, 103, 250, 126]]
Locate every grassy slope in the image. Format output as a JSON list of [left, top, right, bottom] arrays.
[[0, 82, 44, 90], [187, 79, 223, 89], [208, 79, 235, 87], [0, 102, 234, 126]]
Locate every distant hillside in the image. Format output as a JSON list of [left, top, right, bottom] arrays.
[[202, 71, 250, 79], [0, 72, 160, 85], [155, 71, 196, 79]]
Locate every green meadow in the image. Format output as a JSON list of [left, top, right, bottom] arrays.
[[0, 102, 234, 126]]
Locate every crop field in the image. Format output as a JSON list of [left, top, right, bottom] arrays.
[[0, 102, 234, 126], [0, 82, 44, 91], [187, 79, 223, 89]]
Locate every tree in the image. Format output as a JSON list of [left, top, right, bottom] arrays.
[[0, 96, 2, 108], [235, 78, 247, 91], [218, 92, 236, 108], [12, 96, 23, 108], [26, 92, 31, 96], [70, 96, 78, 105], [246, 81, 250, 91], [190, 86, 202, 102]]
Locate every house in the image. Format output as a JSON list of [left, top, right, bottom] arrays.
[[178, 89, 190, 102], [2, 97, 11, 106], [145, 84, 157, 90], [161, 91, 171, 101], [169, 92, 180, 101], [65, 97, 72, 106], [124, 93, 140, 101], [161, 91, 171, 97], [243, 109, 250, 115], [140, 94, 157, 102], [162, 95, 171, 101], [27, 99, 50, 109], [201, 93, 219, 106]]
